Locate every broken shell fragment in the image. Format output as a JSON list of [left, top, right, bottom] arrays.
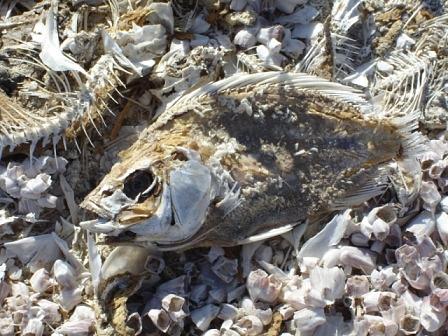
[[234, 29, 257, 49], [339, 246, 377, 274], [436, 211, 448, 246], [293, 307, 326, 332], [191, 304, 220, 331], [309, 266, 345, 304]]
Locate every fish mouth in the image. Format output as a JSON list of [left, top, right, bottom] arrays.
[[80, 199, 114, 220]]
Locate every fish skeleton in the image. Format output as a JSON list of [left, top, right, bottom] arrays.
[[80, 71, 424, 250]]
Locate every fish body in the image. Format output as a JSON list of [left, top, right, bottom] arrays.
[[81, 72, 422, 249]]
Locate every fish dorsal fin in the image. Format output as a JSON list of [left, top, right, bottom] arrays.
[[152, 72, 373, 129]]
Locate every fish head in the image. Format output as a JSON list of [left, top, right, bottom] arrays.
[[80, 144, 232, 245]]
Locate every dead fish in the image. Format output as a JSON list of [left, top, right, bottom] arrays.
[[80, 71, 425, 250]]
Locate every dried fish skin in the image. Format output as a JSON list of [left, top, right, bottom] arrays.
[[81, 71, 425, 248]]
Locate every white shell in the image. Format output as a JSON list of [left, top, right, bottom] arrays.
[[246, 269, 282, 303], [5, 233, 66, 272], [339, 246, 377, 274], [161, 294, 186, 322], [420, 181, 441, 213], [203, 329, 221, 336], [234, 29, 257, 49], [58, 287, 83, 311], [256, 45, 284, 67], [420, 295, 447, 332], [291, 23, 323, 39], [230, 0, 247, 11], [53, 260, 77, 289], [436, 211, 448, 246], [30, 268, 52, 294], [212, 256, 238, 283], [275, 0, 307, 14], [148, 3, 174, 34], [309, 266, 345, 304], [208, 246, 225, 264], [405, 211, 435, 242], [440, 196, 448, 213], [345, 275, 370, 297], [233, 315, 263, 336], [293, 307, 326, 332], [298, 210, 351, 266], [190, 304, 220, 331], [399, 314, 421, 335], [361, 205, 397, 241], [36, 299, 61, 324], [370, 267, 397, 290], [148, 309, 171, 333], [350, 232, 369, 247], [217, 303, 239, 321], [278, 304, 295, 320], [22, 318, 44, 336], [275, 5, 319, 25]]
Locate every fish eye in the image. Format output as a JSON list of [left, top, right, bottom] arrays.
[[123, 170, 155, 201]]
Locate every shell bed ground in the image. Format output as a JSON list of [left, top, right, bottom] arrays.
[[0, 0, 447, 336]]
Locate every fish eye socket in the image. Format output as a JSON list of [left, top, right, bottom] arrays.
[[123, 170, 155, 201], [171, 150, 189, 161]]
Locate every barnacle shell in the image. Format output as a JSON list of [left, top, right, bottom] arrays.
[[399, 314, 421, 335], [361, 205, 397, 240], [30, 268, 52, 294], [371, 267, 397, 290], [420, 295, 447, 332], [247, 269, 282, 303], [420, 181, 441, 213], [431, 272, 448, 303], [148, 309, 171, 333], [345, 275, 369, 297], [233, 315, 263, 335], [161, 294, 187, 322]]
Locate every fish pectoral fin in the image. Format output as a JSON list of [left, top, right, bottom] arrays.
[[236, 223, 299, 245], [329, 167, 390, 210]]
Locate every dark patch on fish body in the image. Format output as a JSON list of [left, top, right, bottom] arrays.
[[145, 86, 401, 245]]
